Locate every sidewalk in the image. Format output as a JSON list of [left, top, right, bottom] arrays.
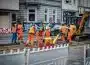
[[71, 39, 90, 46]]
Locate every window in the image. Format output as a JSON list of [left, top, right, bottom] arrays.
[[65, 0, 71, 4], [45, 15, 47, 22], [79, 7, 84, 14], [45, 9, 47, 13], [12, 14, 16, 21], [73, 0, 75, 4], [29, 9, 35, 21], [63, 11, 76, 24], [29, 14, 35, 21], [44, 8, 48, 22], [53, 10, 56, 22]]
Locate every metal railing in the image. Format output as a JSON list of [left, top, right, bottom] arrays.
[[27, 44, 68, 53], [86, 57, 90, 65], [0, 48, 25, 56], [28, 56, 84, 65], [0, 48, 26, 65], [0, 44, 90, 65], [25, 44, 69, 65]]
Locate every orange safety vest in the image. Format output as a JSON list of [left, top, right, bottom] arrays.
[[28, 26, 35, 41], [29, 26, 35, 34], [36, 31, 44, 41], [17, 24, 23, 34], [45, 30, 51, 37], [61, 25, 68, 34], [69, 25, 76, 35]]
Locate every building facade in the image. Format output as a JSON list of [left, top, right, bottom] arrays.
[[78, 0, 90, 14], [62, 0, 78, 24], [0, 0, 19, 29], [78, 0, 90, 27], [19, 0, 61, 23]]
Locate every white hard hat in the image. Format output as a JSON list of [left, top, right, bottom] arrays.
[[46, 26, 50, 29], [59, 26, 62, 29]]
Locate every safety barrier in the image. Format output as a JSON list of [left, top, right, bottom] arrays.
[[0, 44, 89, 65], [28, 44, 69, 53], [0, 47, 26, 65], [0, 44, 68, 55], [85, 44, 90, 65], [29, 56, 84, 65], [26, 44, 90, 65], [0, 48, 25, 55], [0, 28, 11, 34], [86, 57, 90, 65], [25, 44, 69, 65]]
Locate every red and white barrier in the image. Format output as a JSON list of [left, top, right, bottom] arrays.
[[29, 44, 69, 53], [0, 48, 26, 55], [0, 28, 11, 34]]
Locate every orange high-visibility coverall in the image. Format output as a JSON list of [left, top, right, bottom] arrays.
[[67, 25, 76, 43], [36, 30, 44, 49], [17, 24, 23, 40], [60, 25, 68, 41], [28, 26, 35, 48], [45, 29, 52, 48]]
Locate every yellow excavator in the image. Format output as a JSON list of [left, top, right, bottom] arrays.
[[75, 12, 89, 35], [53, 12, 90, 43], [74, 12, 90, 41]]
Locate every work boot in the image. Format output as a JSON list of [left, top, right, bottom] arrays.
[[21, 40, 24, 44], [17, 40, 20, 44], [69, 42, 72, 46]]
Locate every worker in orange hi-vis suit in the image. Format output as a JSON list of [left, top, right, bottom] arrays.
[[67, 24, 76, 44], [27, 25, 35, 48], [44, 26, 52, 48], [36, 27, 44, 49], [17, 23, 23, 43], [60, 23, 68, 41]]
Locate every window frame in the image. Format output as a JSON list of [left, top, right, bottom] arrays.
[[64, 0, 72, 4], [27, 8, 37, 22], [63, 11, 76, 24], [44, 8, 49, 23], [73, 0, 76, 4], [12, 13, 16, 21], [52, 9, 57, 23]]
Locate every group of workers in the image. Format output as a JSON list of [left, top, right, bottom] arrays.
[[26, 22, 77, 49], [11, 22, 76, 48], [60, 23, 76, 44], [26, 23, 53, 49]]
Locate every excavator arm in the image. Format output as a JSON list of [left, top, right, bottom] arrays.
[[76, 12, 89, 35]]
